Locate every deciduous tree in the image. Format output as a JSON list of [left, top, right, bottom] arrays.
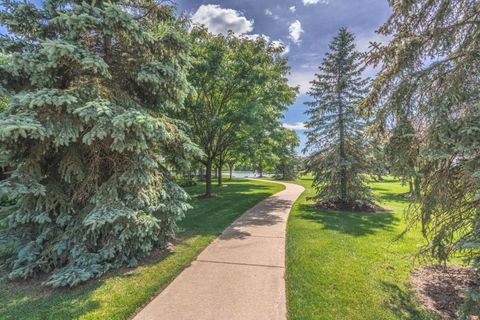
[[185, 29, 296, 196]]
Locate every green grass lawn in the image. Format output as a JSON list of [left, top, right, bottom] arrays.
[[0, 178, 284, 320], [286, 176, 440, 320]]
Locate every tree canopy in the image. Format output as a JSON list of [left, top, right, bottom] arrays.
[[184, 28, 297, 195]]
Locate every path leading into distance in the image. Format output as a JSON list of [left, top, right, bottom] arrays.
[[133, 180, 305, 320]]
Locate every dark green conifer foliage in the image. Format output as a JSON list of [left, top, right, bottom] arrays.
[[366, 1, 479, 316], [304, 28, 371, 206], [366, 0, 480, 266], [385, 114, 420, 197], [0, 0, 198, 287]]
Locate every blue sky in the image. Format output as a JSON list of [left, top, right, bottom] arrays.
[[178, 0, 392, 152]]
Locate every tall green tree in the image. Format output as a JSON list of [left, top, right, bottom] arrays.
[[185, 28, 296, 196], [273, 127, 300, 180], [365, 1, 479, 316], [305, 28, 371, 207], [0, 0, 198, 287]]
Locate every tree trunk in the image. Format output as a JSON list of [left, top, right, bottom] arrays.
[[229, 165, 233, 180], [258, 163, 264, 178], [413, 176, 421, 198], [409, 177, 414, 195], [205, 161, 212, 197], [338, 101, 347, 203], [218, 163, 223, 185]]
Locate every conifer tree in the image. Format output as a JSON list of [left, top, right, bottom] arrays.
[[0, 0, 198, 287], [305, 28, 371, 207], [384, 114, 421, 197], [366, 1, 479, 316]]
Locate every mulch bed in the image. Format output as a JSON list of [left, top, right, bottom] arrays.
[[313, 200, 386, 212], [412, 265, 479, 319]]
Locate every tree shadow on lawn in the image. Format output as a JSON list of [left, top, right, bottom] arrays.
[[297, 203, 400, 237], [0, 245, 185, 320], [370, 186, 412, 205], [0, 275, 103, 320], [381, 281, 439, 320], [186, 178, 275, 198]]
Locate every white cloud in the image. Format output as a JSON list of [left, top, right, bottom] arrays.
[[288, 70, 316, 94], [289, 20, 304, 44], [283, 122, 306, 130], [289, 6, 296, 13], [271, 40, 290, 55], [354, 32, 391, 79], [355, 32, 389, 53], [244, 34, 271, 42], [302, 0, 329, 5], [191, 4, 254, 35], [265, 8, 279, 20]]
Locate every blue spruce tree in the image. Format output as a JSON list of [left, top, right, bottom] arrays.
[[304, 28, 372, 209], [0, 0, 199, 286]]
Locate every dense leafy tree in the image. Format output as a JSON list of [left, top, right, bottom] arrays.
[[247, 132, 278, 178], [304, 28, 371, 207], [273, 127, 300, 180], [0, 0, 198, 286], [365, 1, 479, 316], [185, 28, 296, 196]]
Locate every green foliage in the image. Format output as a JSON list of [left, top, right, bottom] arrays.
[[366, 1, 480, 316], [184, 28, 297, 194], [366, 0, 480, 267], [273, 128, 300, 180], [0, 0, 199, 286], [305, 28, 372, 205], [384, 114, 421, 196]]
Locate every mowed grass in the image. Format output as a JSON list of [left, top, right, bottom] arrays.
[[286, 176, 439, 320], [0, 178, 284, 320]]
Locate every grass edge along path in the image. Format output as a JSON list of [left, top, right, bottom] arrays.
[[0, 178, 285, 320], [285, 176, 440, 320]]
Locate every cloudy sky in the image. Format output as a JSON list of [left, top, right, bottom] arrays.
[[178, 0, 392, 152]]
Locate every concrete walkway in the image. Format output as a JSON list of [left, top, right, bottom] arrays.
[[133, 180, 305, 320]]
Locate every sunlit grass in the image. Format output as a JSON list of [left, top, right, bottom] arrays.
[[0, 178, 284, 320], [286, 176, 440, 320]]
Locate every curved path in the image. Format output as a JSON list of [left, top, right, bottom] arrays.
[[133, 180, 304, 320]]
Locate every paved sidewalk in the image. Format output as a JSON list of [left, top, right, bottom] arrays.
[[133, 180, 305, 320]]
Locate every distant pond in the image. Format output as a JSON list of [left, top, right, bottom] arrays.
[[223, 171, 273, 178]]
